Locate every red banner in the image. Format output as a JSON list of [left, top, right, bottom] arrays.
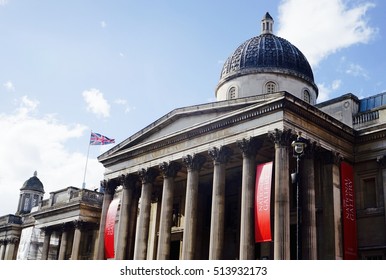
[[340, 161, 358, 260], [255, 162, 273, 242], [104, 198, 119, 259]]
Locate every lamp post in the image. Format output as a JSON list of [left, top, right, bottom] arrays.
[[291, 132, 307, 260]]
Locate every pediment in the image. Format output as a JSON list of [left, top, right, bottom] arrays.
[[98, 94, 280, 162]]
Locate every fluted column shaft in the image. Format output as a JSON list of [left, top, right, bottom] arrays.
[[0, 241, 5, 260], [58, 227, 68, 260], [269, 129, 292, 260], [320, 151, 343, 259], [41, 229, 52, 260], [238, 138, 261, 260], [96, 179, 117, 259], [301, 143, 318, 259], [4, 239, 18, 260], [182, 154, 206, 260], [134, 168, 158, 260], [71, 221, 82, 260], [208, 146, 232, 260], [157, 161, 181, 260], [115, 174, 137, 260]]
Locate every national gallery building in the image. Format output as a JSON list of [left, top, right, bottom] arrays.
[[1, 13, 386, 260]]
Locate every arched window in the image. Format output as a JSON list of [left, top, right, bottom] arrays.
[[303, 89, 311, 103], [265, 81, 276, 94], [228, 86, 237, 99]]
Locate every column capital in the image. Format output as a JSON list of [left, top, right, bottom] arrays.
[[73, 220, 84, 229], [377, 155, 386, 168], [319, 150, 344, 165], [268, 128, 294, 147], [5, 237, 19, 244], [182, 154, 206, 171], [208, 146, 233, 164], [138, 167, 159, 184], [100, 178, 119, 195], [120, 174, 139, 190], [237, 137, 262, 158], [159, 161, 182, 178], [303, 140, 322, 159]]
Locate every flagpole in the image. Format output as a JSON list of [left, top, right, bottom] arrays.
[[82, 131, 92, 189]]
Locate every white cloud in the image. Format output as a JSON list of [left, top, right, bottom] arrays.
[[0, 97, 105, 216], [3, 81, 15, 92], [82, 88, 110, 118], [0, 0, 8, 6], [114, 98, 136, 114], [317, 79, 342, 102], [277, 0, 376, 67], [100, 21, 107, 28], [346, 63, 369, 79]]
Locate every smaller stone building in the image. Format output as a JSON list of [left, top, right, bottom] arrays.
[[0, 172, 103, 260]]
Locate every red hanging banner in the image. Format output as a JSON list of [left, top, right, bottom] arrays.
[[340, 161, 358, 260], [255, 161, 273, 242], [104, 198, 119, 259]]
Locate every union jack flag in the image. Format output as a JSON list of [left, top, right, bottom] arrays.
[[90, 132, 115, 145]]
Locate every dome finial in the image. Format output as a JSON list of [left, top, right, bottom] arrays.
[[261, 12, 274, 34], [33, 171, 37, 177]]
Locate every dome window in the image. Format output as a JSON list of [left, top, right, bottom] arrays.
[[228, 86, 238, 99], [303, 89, 311, 103], [265, 81, 277, 94]]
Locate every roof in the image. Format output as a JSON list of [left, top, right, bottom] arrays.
[[219, 33, 316, 87], [20, 171, 44, 193]]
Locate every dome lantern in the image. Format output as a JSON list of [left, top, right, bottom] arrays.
[[261, 12, 274, 34]]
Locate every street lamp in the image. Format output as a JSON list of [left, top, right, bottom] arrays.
[[291, 132, 307, 260]]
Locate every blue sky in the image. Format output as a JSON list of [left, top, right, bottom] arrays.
[[0, 0, 384, 216]]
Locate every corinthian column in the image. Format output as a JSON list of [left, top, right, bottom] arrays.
[[208, 146, 233, 260], [237, 137, 262, 260], [41, 228, 52, 260], [115, 174, 138, 260], [268, 128, 293, 260], [71, 221, 83, 260], [181, 154, 206, 260], [301, 141, 318, 259], [157, 161, 182, 260], [95, 179, 118, 259], [133, 167, 158, 260]]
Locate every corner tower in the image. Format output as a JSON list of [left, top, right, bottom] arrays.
[[216, 12, 318, 104], [16, 171, 45, 215]]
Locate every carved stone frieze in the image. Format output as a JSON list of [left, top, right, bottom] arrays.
[[182, 154, 206, 172], [208, 146, 233, 164]]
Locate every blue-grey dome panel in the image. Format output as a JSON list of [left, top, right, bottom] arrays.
[[220, 34, 315, 85]]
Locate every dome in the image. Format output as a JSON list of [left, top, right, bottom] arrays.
[[216, 12, 318, 100], [20, 171, 44, 193], [219, 34, 316, 88]]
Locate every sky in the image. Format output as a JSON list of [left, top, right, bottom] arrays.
[[0, 0, 385, 216]]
